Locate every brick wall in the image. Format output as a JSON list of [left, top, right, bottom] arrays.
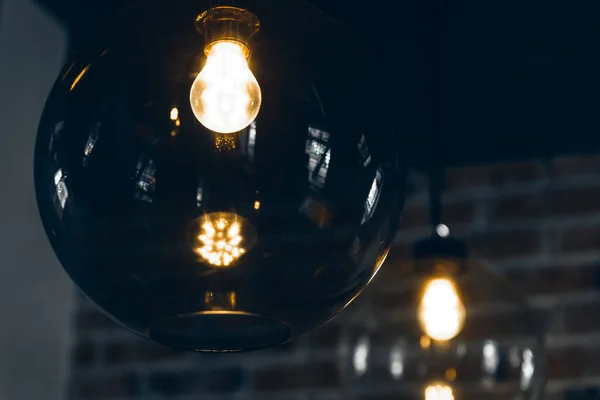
[[68, 154, 600, 400]]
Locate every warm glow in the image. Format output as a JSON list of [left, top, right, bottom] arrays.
[[195, 213, 252, 267], [190, 41, 261, 134], [254, 200, 261, 210], [445, 368, 457, 381], [70, 64, 91, 91], [425, 384, 454, 400], [170, 107, 179, 121], [418, 278, 466, 341]]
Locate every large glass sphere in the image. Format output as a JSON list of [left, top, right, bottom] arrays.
[[339, 235, 545, 400], [34, 0, 404, 352]]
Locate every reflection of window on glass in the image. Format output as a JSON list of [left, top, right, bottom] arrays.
[[49, 121, 64, 154], [82, 122, 100, 166], [389, 343, 404, 379], [247, 120, 257, 159], [520, 348, 535, 390], [196, 179, 204, 208], [482, 340, 500, 379], [352, 336, 370, 376], [362, 168, 383, 224], [54, 168, 69, 210], [357, 135, 371, 167], [133, 155, 156, 203], [305, 126, 331, 189]]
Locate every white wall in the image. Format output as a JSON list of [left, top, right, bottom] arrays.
[[0, 1, 72, 399]]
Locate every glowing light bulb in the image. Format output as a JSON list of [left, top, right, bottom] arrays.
[[170, 107, 179, 121], [425, 384, 454, 400], [190, 41, 261, 134], [418, 278, 466, 342]]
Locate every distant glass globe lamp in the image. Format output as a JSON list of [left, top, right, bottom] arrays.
[[34, 0, 405, 352], [340, 231, 545, 399]]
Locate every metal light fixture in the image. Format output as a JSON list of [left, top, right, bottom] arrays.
[[34, 0, 405, 352], [339, 170, 545, 399]]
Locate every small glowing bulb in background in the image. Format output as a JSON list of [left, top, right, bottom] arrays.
[[425, 384, 454, 400], [418, 278, 466, 341], [191, 212, 256, 267], [190, 41, 261, 134], [170, 107, 179, 121]]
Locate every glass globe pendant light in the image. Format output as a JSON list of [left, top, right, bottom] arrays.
[[339, 169, 545, 400], [33, 0, 405, 352]]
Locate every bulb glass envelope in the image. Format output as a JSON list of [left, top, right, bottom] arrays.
[[34, 0, 404, 352]]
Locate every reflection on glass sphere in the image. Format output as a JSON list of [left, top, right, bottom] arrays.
[[339, 235, 545, 399], [34, 0, 404, 352], [187, 212, 256, 267]]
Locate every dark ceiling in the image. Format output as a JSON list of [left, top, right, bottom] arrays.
[[33, 0, 600, 166]]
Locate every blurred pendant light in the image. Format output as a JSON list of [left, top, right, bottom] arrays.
[[339, 168, 546, 399], [34, 0, 406, 352], [339, 0, 543, 389]]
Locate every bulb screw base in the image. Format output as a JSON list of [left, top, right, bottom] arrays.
[[195, 6, 260, 57], [412, 235, 469, 276]]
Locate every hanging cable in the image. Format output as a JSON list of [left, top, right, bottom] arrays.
[[428, 0, 445, 234]]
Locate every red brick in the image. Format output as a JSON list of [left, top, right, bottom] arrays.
[[400, 201, 474, 229], [446, 161, 542, 190], [253, 362, 340, 391], [487, 161, 543, 187], [72, 341, 95, 367], [552, 154, 600, 177], [308, 323, 344, 349], [374, 245, 414, 283], [545, 393, 564, 400], [105, 340, 185, 365], [551, 186, 600, 216], [370, 287, 419, 310], [400, 203, 428, 229], [149, 372, 202, 396], [383, 245, 412, 266], [443, 201, 476, 225], [468, 230, 541, 260], [203, 368, 247, 393], [564, 300, 600, 334], [547, 347, 586, 380], [486, 185, 600, 223], [460, 310, 544, 342], [487, 193, 547, 222], [561, 225, 600, 253], [506, 264, 599, 295], [446, 166, 491, 189], [74, 374, 139, 399], [362, 395, 416, 400], [149, 367, 247, 395]]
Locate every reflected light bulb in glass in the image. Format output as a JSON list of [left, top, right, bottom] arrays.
[[190, 41, 262, 134], [418, 278, 466, 342], [189, 212, 257, 268]]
